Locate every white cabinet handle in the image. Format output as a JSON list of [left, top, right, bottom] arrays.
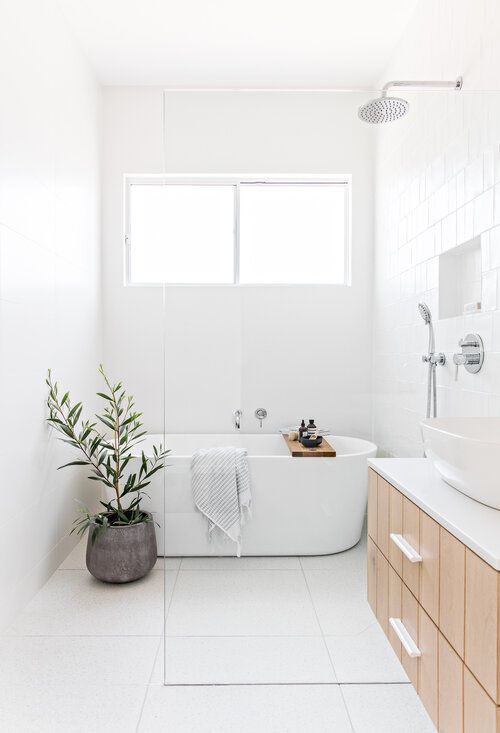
[[389, 618, 421, 658], [390, 533, 422, 563]]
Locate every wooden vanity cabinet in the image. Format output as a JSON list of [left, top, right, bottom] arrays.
[[465, 549, 500, 704], [368, 466, 500, 732]]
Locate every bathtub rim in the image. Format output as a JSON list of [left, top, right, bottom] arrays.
[[134, 433, 377, 460]]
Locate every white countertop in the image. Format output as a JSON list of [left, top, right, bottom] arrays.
[[368, 457, 500, 570]]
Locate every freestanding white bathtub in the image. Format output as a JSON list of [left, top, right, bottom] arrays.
[[137, 433, 377, 556]]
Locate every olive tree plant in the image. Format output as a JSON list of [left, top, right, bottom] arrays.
[[46, 365, 168, 538]]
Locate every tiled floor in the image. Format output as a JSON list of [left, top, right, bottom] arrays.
[[0, 537, 436, 732]]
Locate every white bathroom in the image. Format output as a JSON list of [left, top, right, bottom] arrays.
[[2, 0, 500, 731]]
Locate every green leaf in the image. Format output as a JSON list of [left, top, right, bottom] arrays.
[[96, 415, 115, 431], [57, 460, 89, 470], [96, 392, 113, 402]]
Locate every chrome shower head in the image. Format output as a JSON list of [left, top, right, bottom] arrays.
[[418, 302, 432, 325], [358, 95, 409, 124], [358, 77, 462, 124]]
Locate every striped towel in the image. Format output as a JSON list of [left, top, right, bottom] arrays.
[[191, 447, 252, 556]]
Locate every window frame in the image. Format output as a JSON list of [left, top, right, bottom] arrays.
[[123, 174, 351, 287]]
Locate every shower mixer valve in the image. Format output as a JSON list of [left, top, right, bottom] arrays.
[[453, 333, 484, 380]]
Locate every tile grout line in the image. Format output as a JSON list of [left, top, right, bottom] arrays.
[[135, 637, 164, 732], [299, 556, 355, 733], [136, 562, 181, 731], [156, 681, 412, 688]]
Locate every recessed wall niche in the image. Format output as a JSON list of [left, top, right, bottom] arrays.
[[438, 237, 482, 319]]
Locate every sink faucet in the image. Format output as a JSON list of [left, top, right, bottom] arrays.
[[233, 409, 242, 430]]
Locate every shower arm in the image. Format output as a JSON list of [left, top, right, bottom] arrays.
[[381, 77, 463, 97]]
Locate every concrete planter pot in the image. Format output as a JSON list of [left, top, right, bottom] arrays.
[[86, 513, 157, 583]]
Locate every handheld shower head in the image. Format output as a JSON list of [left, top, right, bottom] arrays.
[[419, 301, 435, 359], [418, 302, 432, 325]]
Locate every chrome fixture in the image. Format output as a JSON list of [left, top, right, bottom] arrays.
[[453, 334, 484, 379], [358, 77, 462, 124], [418, 302, 445, 419], [233, 409, 242, 430], [254, 408, 267, 428]]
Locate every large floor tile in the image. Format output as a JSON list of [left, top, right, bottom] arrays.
[[300, 536, 367, 571], [152, 636, 335, 684], [325, 623, 409, 683], [139, 684, 353, 733], [180, 556, 301, 570], [0, 683, 146, 733], [155, 556, 182, 570], [166, 570, 321, 636], [341, 683, 436, 733], [0, 636, 160, 686], [304, 569, 376, 635], [7, 569, 175, 636], [60, 540, 180, 570]]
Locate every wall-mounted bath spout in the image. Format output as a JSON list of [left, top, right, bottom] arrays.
[[233, 409, 242, 430]]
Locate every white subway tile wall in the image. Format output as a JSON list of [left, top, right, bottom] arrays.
[[373, 0, 500, 456]]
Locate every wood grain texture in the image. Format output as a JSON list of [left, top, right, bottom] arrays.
[[402, 582, 419, 687], [388, 564, 402, 660], [389, 484, 403, 576], [419, 510, 440, 625], [282, 435, 336, 457], [465, 549, 499, 703], [368, 469, 377, 543], [464, 667, 499, 733], [377, 476, 390, 559], [440, 527, 465, 658], [376, 548, 389, 635], [367, 536, 377, 614], [439, 633, 464, 733], [418, 605, 439, 727], [403, 497, 420, 599]]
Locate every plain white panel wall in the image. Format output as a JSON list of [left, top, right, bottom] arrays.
[[0, 0, 102, 628], [373, 0, 500, 456], [102, 89, 374, 437]]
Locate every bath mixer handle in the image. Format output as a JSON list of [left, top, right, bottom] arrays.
[[255, 408, 267, 428]]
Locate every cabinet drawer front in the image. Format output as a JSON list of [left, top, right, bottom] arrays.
[[376, 548, 389, 635], [464, 667, 499, 733], [401, 583, 419, 687], [465, 550, 499, 704], [440, 527, 465, 658], [439, 633, 463, 733], [419, 511, 440, 625], [418, 606, 438, 728], [367, 536, 377, 614], [388, 565, 402, 660], [377, 476, 390, 559], [368, 469, 377, 542], [389, 485, 403, 576], [402, 497, 420, 599]]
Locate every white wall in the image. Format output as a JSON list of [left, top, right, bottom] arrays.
[[102, 89, 374, 437], [373, 0, 500, 455], [0, 0, 102, 627]]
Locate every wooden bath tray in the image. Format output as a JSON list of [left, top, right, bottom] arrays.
[[283, 435, 336, 457]]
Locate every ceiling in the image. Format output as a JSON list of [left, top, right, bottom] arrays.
[[58, 0, 419, 88]]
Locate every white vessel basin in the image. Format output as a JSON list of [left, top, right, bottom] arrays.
[[421, 418, 500, 510]]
